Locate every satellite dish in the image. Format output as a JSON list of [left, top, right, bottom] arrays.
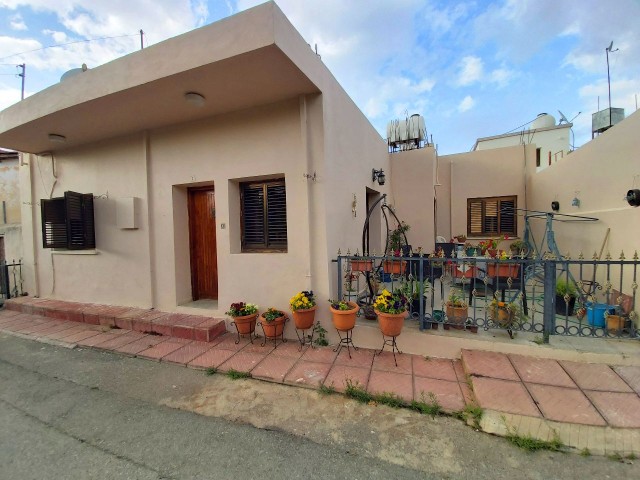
[[558, 110, 569, 124]]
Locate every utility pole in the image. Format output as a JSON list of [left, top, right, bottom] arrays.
[[605, 41, 618, 127], [140, 30, 144, 49], [18, 63, 25, 100]]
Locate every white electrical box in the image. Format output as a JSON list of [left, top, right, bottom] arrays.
[[116, 197, 139, 229]]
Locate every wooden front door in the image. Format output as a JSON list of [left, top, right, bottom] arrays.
[[188, 187, 218, 300]]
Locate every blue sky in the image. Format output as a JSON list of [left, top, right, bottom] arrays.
[[0, 0, 638, 154]]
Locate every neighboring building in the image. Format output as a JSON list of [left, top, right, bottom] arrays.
[[0, 149, 22, 262], [472, 113, 572, 172]]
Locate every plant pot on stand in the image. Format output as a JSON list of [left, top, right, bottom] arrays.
[[259, 310, 287, 348], [329, 301, 359, 358], [291, 305, 317, 349], [231, 313, 258, 344], [375, 309, 407, 366], [445, 305, 468, 330]]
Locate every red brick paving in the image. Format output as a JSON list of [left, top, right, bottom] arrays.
[[560, 361, 633, 392], [4, 302, 640, 431]]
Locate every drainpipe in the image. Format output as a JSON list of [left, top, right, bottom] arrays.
[[24, 153, 40, 296], [143, 131, 156, 308], [299, 95, 314, 291]]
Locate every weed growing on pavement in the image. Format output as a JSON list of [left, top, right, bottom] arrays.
[[532, 336, 545, 345], [319, 383, 336, 395], [226, 369, 252, 380], [456, 404, 483, 429], [580, 448, 591, 457], [410, 392, 442, 417], [607, 452, 623, 461], [504, 421, 563, 452], [375, 391, 405, 408], [205, 367, 217, 376], [344, 379, 373, 403], [626, 453, 637, 460], [311, 322, 329, 347]]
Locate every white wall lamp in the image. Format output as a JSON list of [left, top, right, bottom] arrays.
[[372, 168, 386, 186], [48, 133, 66, 143], [184, 91, 206, 107]]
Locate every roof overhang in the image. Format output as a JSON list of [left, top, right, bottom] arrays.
[[0, 2, 320, 154]]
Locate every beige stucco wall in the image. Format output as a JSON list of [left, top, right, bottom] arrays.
[[443, 144, 533, 244], [389, 147, 437, 251], [476, 125, 570, 173], [526, 109, 640, 271], [0, 155, 22, 261]]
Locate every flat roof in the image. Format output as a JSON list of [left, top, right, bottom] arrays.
[[472, 123, 572, 151]]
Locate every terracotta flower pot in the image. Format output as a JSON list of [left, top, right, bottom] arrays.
[[351, 259, 373, 272], [383, 259, 406, 275], [232, 313, 258, 335], [375, 310, 406, 337], [330, 301, 358, 331], [490, 305, 515, 326], [291, 305, 317, 330], [487, 263, 519, 278], [260, 314, 286, 338], [606, 314, 624, 334], [445, 305, 468, 325], [487, 248, 498, 258]]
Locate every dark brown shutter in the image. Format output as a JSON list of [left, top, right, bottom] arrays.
[[266, 183, 287, 247], [499, 198, 516, 235], [41, 198, 67, 248], [241, 184, 266, 249], [468, 200, 483, 236], [484, 199, 499, 234]]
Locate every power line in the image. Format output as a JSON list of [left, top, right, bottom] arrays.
[[502, 115, 540, 135], [0, 33, 140, 62]]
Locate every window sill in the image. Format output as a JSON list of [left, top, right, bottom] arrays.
[[51, 249, 99, 255]]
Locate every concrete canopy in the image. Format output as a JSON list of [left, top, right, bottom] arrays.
[[0, 2, 320, 154]]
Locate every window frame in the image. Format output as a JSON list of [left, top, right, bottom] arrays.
[[466, 195, 517, 237], [240, 178, 287, 253], [41, 191, 96, 250]]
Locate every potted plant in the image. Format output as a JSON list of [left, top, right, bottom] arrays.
[[478, 237, 499, 257], [399, 277, 431, 314], [605, 309, 625, 334], [487, 251, 520, 278], [373, 289, 408, 337], [289, 290, 317, 330], [445, 289, 468, 328], [487, 298, 523, 339], [509, 239, 528, 256], [350, 255, 373, 273], [329, 299, 358, 331], [226, 301, 259, 337], [555, 279, 577, 315], [384, 222, 410, 274], [260, 307, 287, 338]]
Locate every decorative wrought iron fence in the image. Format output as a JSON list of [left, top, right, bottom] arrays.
[[0, 259, 24, 302], [333, 249, 639, 343]]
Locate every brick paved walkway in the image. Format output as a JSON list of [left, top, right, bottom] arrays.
[[1, 307, 639, 456]]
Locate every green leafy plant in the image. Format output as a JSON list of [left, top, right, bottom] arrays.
[[311, 322, 329, 346], [399, 277, 431, 300], [505, 422, 563, 452], [375, 392, 405, 408], [556, 278, 577, 298], [344, 379, 373, 403], [289, 290, 316, 311], [460, 404, 483, 429], [226, 302, 258, 317], [205, 367, 217, 376], [225, 369, 252, 380], [580, 448, 591, 457], [446, 289, 468, 308], [509, 239, 527, 255], [329, 299, 356, 311], [319, 383, 336, 395], [388, 221, 410, 254], [261, 307, 285, 323], [410, 392, 442, 417]]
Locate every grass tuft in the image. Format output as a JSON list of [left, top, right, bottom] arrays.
[[205, 367, 217, 376], [319, 383, 336, 395], [344, 379, 373, 403], [225, 369, 252, 380], [580, 448, 591, 457], [505, 426, 563, 452], [410, 392, 442, 417], [375, 391, 406, 409]]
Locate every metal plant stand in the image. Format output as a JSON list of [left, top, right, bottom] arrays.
[[258, 317, 288, 349], [376, 334, 402, 366], [230, 321, 257, 345], [294, 327, 314, 351], [333, 328, 357, 359]]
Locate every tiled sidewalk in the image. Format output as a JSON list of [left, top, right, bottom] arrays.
[[2, 308, 639, 455]]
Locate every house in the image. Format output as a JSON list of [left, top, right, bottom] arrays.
[[0, 2, 390, 344], [0, 149, 22, 262], [0, 1, 638, 347]]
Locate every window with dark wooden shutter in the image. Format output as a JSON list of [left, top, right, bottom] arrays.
[[40, 191, 96, 250], [41, 198, 68, 248], [241, 179, 287, 252], [467, 195, 517, 237]]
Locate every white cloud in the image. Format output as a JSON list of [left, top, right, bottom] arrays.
[[458, 95, 475, 112], [9, 13, 27, 30], [457, 56, 483, 86], [489, 68, 514, 88]]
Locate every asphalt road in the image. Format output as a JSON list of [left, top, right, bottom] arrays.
[[0, 331, 636, 480]]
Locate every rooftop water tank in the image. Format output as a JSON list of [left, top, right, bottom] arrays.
[[531, 113, 556, 130]]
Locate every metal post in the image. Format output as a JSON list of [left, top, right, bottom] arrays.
[[337, 255, 343, 300], [18, 64, 25, 100], [140, 30, 144, 49], [543, 260, 556, 343], [1, 261, 9, 299], [419, 255, 425, 330]]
